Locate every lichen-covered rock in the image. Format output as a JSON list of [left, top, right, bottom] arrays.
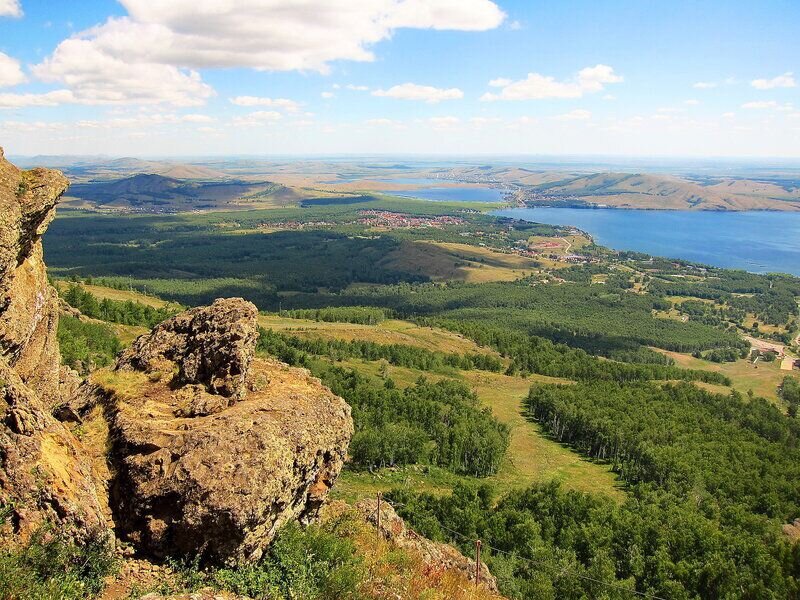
[[116, 298, 258, 401], [0, 146, 70, 408], [81, 301, 352, 564], [0, 148, 108, 544], [356, 498, 499, 593]]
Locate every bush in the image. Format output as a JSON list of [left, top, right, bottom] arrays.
[[169, 520, 364, 600], [0, 528, 116, 600]]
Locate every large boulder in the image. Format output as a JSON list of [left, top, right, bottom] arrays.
[[79, 300, 353, 564], [0, 148, 108, 544], [116, 298, 259, 401]]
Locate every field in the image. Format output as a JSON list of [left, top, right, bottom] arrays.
[[657, 348, 786, 404], [258, 315, 492, 355], [381, 240, 541, 283]]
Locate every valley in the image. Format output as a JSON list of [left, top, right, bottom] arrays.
[[40, 163, 800, 596]]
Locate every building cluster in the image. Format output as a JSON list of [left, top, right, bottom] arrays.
[[260, 220, 333, 230], [357, 210, 465, 229]]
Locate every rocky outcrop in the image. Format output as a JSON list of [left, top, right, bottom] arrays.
[[116, 299, 258, 401], [77, 299, 353, 564], [0, 148, 108, 543], [0, 146, 71, 407], [356, 498, 499, 593]]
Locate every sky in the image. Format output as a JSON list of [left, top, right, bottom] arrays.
[[0, 0, 798, 158]]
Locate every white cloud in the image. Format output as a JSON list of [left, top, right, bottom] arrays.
[[751, 72, 796, 90], [31, 0, 502, 107], [741, 100, 778, 109], [554, 109, 591, 121], [0, 90, 74, 109], [693, 81, 717, 89], [346, 84, 369, 91], [481, 64, 622, 101], [36, 0, 504, 87], [321, 91, 335, 99], [372, 83, 463, 103], [0, 52, 25, 87], [508, 20, 522, 30], [721, 112, 735, 119], [684, 99, 700, 105], [232, 110, 283, 127], [33, 31, 214, 106], [229, 96, 300, 112], [0, 0, 22, 17]]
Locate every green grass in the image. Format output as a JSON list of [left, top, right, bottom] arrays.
[[657, 349, 785, 404], [328, 358, 623, 502]]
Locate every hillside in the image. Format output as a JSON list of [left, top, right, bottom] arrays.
[[520, 171, 800, 210], [65, 173, 299, 212]]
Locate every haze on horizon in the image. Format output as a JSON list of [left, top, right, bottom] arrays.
[[0, 0, 798, 158]]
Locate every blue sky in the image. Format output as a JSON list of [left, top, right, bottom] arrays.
[[0, 0, 798, 157]]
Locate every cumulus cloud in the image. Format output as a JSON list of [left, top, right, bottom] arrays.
[[751, 72, 796, 90], [0, 52, 25, 87], [693, 81, 717, 89], [481, 64, 622, 101], [372, 83, 463, 103], [31, 0, 502, 107], [346, 84, 369, 91], [33, 32, 214, 106], [0, 90, 74, 109], [321, 91, 335, 99], [0, 0, 21, 17], [229, 96, 300, 112]]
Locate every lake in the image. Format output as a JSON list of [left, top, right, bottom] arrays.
[[389, 186, 506, 203], [493, 207, 800, 276]]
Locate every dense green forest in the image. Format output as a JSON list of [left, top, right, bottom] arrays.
[[59, 283, 179, 327], [319, 366, 509, 476], [57, 316, 121, 374], [387, 382, 800, 598], [279, 279, 747, 356], [389, 480, 800, 599]]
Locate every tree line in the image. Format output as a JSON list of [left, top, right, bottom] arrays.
[[318, 366, 509, 477], [256, 328, 504, 374]]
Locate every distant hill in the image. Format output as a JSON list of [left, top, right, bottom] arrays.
[[446, 167, 800, 211], [65, 173, 298, 212], [528, 172, 800, 210]]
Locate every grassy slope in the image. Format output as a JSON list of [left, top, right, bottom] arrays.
[[329, 357, 623, 502], [657, 348, 785, 404], [382, 241, 541, 283]]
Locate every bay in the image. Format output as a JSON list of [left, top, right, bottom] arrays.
[[494, 207, 800, 276]]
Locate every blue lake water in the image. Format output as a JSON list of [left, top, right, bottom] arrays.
[[390, 186, 506, 203], [375, 177, 452, 185], [493, 207, 800, 276]]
